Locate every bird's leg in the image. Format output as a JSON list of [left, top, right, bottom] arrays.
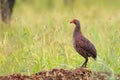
[[81, 58, 88, 68]]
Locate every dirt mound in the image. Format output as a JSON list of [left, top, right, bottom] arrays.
[[0, 68, 120, 80]]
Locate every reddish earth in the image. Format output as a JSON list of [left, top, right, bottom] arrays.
[[0, 68, 120, 80]]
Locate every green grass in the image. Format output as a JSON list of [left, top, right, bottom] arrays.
[[0, 0, 120, 77]]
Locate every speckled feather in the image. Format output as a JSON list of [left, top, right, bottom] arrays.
[[73, 31, 97, 59], [71, 19, 97, 67]]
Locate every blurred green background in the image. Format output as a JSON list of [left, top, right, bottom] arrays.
[[0, 0, 120, 76]]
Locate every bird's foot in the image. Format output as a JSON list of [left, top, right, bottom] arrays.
[[80, 64, 87, 69]]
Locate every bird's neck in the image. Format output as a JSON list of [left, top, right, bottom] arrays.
[[73, 25, 81, 38], [74, 24, 81, 33]]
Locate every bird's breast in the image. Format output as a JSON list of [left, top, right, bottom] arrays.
[[72, 36, 81, 50]]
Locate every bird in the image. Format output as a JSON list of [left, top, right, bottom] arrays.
[[70, 19, 97, 68]]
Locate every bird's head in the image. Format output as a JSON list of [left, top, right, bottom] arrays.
[[70, 19, 80, 26]]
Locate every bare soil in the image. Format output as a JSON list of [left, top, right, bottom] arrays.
[[0, 68, 120, 80]]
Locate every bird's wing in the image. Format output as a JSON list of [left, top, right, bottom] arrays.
[[75, 36, 97, 59]]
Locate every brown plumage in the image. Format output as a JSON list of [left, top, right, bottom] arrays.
[[70, 19, 97, 68]]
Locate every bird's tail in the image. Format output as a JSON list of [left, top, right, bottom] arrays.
[[92, 55, 97, 60], [94, 57, 97, 60]]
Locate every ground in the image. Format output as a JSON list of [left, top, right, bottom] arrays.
[[0, 68, 120, 80]]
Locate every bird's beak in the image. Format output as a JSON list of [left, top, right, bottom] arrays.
[[70, 21, 73, 23]]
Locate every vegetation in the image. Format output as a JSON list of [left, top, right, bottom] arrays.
[[0, 0, 120, 78]]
